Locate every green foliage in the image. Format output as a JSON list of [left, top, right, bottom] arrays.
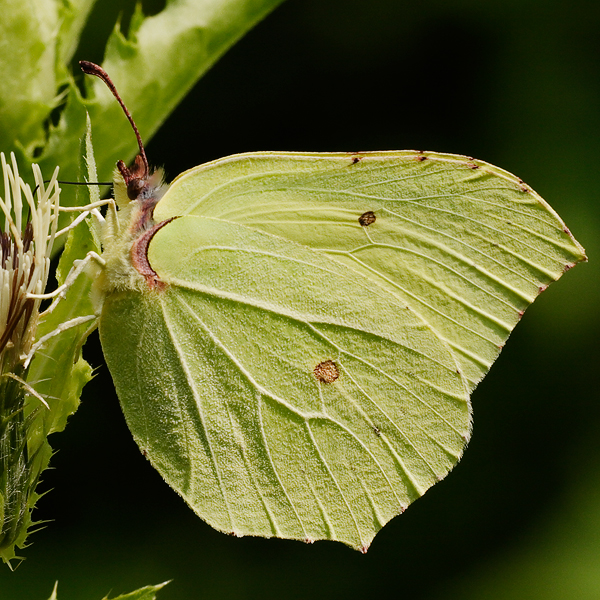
[[46, 581, 169, 600], [27, 118, 100, 452], [0, 127, 98, 565], [102, 582, 169, 600], [0, 0, 287, 212], [98, 150, 585, 550]]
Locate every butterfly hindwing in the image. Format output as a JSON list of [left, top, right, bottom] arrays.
[[100, 215, 470, 550]]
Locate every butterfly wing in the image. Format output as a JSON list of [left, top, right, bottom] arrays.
[[100, 150, 584, 550], [100, 215, 471, 551], [154, 151, 586, 387]]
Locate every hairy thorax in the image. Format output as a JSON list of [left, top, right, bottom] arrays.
[[92, 168, 168, 310]]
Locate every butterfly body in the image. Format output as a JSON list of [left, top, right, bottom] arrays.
[[92, 164, 167, 301]]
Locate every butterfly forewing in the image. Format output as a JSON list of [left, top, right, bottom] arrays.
[[153, 151, 585, 387]]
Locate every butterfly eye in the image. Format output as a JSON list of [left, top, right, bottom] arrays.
[[127, 178, 145, 200]]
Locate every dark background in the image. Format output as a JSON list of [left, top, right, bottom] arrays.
[[2, 0, 599, 598]]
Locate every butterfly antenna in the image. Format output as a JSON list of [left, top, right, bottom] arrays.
[[79, 61, 149, 178]]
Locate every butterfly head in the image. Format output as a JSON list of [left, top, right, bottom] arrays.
[[118, 154, 148, 200], [80, 61, 169, 227], [113, 157, 167, 233]]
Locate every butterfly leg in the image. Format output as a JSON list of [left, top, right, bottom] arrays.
[[29, 251, 106, 316], [54, 198, 115, 240]]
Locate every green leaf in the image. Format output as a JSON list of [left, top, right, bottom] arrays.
[[56, 0, 98, 66], [46, 581, 169, 600], [101, 581, 169, 600], [98, 150, 585, 550], [26, 218, 97, 445], [27, 117, 100, 452], [0, 0, 61, 155], [47, 582, 58, 600], [0, 0, 284, 213], [36, 0, 286, 210], [0, 0, 97, 159]]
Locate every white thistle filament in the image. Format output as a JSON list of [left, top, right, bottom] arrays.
[[0, 153, 60, 370]]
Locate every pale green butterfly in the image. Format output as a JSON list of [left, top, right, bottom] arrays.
[[80, 61, 586, 552]]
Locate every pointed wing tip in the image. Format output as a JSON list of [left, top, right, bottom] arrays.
[[358, 542, 372, 554]]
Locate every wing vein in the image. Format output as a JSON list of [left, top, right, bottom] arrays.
[[160, 297, 235, 530], [173, 294, 309, 537]]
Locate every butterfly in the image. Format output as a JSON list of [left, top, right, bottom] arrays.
[[80, 61, 585, 551]]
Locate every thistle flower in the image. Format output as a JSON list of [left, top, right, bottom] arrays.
[[0, 153, 60, 372], [0, 152, 60, 564]]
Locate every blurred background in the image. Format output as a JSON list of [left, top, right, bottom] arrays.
[[1, 0, 599, 598]]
